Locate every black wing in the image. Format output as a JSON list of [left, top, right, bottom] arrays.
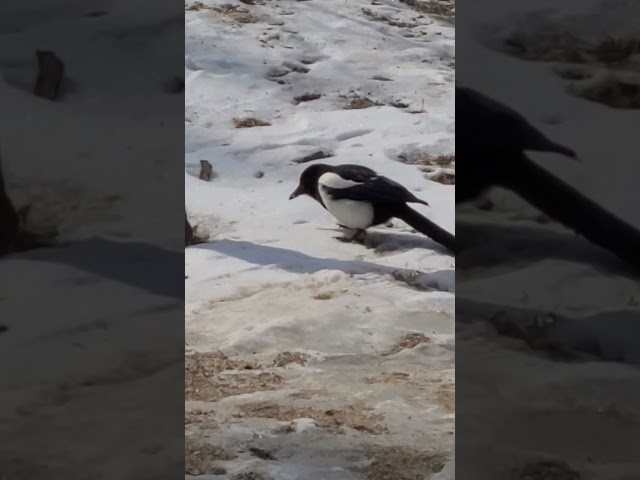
[[326, 174, 422, 205], [332, 164, 378, 183]]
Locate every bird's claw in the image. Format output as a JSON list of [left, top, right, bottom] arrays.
[[333, 235, 353, 243], [333, 231, 366, 244]]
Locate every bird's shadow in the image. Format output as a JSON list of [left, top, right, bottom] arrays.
[[194, 239, 455, 293], [320, 225, 454, 256], [456, 218, 635, 277], [365, 229, 453, 256], [13, 237, 183, 301]]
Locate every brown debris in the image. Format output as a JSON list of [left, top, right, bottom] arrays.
[[185, 352, 285, 401], [185, 436, 236, 475], [273, 422, 296, 434], [342, 95, 383, 110], [435, 383, 455, 412], [397, 152, 455, 167], [185, 409, 219, 429], [353, 444, 446, 480], [506, 32, 639, 65], [397, 0, 454, 21], [364, 372, 413, 385], [237, 402, 387, 435], [199, 160, 213, 181], [248, 447, 277, 460], [283, 62, 310, 74], [186, 3, 258, 23], [570, 74, 640, 109], [185, 2, 206, 11], [288, 388, 329, 400], [233, 117, 272, 128], [395, 153, 455, 184], [362, 8, 418, 28], [381, 332, 430, 356], [426, 170, 455, 185], [293, 93, 321, 104], [273, 351, 309, 367], [234, 473, 274, 480]]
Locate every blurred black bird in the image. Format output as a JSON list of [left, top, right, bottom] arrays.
[[290, 163, 455, 253], [457, 85, 640, 268]]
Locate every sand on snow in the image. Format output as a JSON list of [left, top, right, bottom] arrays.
[[185, 0, 455, 478]]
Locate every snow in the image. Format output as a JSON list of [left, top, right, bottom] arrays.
[[458, 0, 640, 327], [185, 0, 455, 478], [457, 0, 640, 478], [0, 1, 184, 478]]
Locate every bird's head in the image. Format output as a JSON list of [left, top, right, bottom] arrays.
[[289, 164, 331, 200]]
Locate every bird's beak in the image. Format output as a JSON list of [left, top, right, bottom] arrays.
[[289, 184, 303, 200]]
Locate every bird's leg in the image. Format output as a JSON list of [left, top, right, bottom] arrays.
[[334, 229, 366, 243], [352, 229, 366, 243]]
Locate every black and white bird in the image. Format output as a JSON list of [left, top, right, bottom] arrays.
[[457, 85, 640, 268], [289, 163, 455, 253]]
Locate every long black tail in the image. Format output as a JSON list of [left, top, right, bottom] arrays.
[[501, 155, 640, 268], [0, 151, 19, 256], [396, 205, 456, 253]]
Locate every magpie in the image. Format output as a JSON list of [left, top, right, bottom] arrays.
[[457, 85, 578, 204], [457, 85, 640, 268], [289, 163, 455, 253], [457, 85, 578, 160]]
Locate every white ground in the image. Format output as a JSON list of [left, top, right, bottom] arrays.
[[185, 1, 455, 478], [457, 0, 640, 478]]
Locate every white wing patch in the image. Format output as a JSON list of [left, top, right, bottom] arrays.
[[318, 172, 362, 189], [317, 172, 374, 230]]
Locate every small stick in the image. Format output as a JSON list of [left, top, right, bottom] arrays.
[[199, 160, 213, 181]]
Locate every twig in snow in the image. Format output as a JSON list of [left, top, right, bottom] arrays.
[[292, 150, 334, 164], [199, 160, 213, 181]]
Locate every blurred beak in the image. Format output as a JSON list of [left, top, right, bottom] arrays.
[[289, 185, 303, 200]]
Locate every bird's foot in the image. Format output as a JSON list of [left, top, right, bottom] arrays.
[[333, 235, 353, 243], [334, 229, 366, 244]]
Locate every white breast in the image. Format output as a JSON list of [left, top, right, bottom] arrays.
[[318, 172, 374, 230]]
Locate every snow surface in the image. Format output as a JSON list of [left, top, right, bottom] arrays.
[[185, 0, 455, 478], [0, 1, 184, 478], [457, 0, 640, 478]]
